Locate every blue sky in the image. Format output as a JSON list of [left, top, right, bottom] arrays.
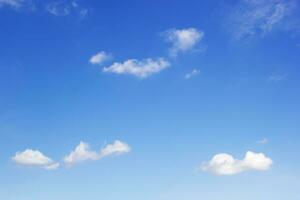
[[0, 0, 300, 199]]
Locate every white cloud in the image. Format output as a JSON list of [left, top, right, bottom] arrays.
[[226, 0, 298, 40], [12, 149, 59, 170], [89, 51, 112, 65], [201, 151, 273, 175], [0, 0, 21, 8], [64, 140, 131, 166], [0, 0, 28, 9], [103, 58, 170, 78], [185, 69, 200, 79], [45, 162, 60, 170], [99, 140, 131, 158], [63, 141, 99, 166], [0, 0, 88, 17], [46, 2, 70, 16], [46, 0, 88, 17], [163, 28, 204, 57]]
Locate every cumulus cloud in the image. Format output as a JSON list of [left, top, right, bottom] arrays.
[[226, 0, 299, 40], [64, 140, 131, 166], [185, 69, 200, 79], [63, 141, 99, 166], [163, 28, 204, 57], [12, 149, 59, 170], [89, 51, 112, 65], [201, 151, 273, 175], [99, 140, 131, 158], [103, 58, 170, 78]]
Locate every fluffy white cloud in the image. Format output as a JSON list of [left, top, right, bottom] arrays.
[[89, 51, 111, 65], [64, 140, 131, 166], [201, 151, 273, 175], [99, 140, 131, 158], [226, 0, 298, 40], [63, 141, 99, 166], [163, 28, 204, 56], [12, 149, 59, 170], [103, 58, 170, 78], [185, 69, 200, 79]]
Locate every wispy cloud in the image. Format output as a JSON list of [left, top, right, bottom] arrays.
[[268, 71, 287, 82], [103, 58, 170, 79], [0, 0, 89, 18], [46, 0, 88, 18], [257, 138, 268, 144], [184, 69, 200, 79], [225, 0, 299, 40], [89, 51, 112, 65], [0, 0, 34, 10], [162, 28, 204, 57], [0, 0, 24, 8], [12, 149, 60, 170], [201, 151, 273, 175], [64, 140, 131, 166]]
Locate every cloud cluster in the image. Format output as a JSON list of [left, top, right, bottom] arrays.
[[12, 149, 60, 170], [103, 58, 170, 78], [201, 151, 273, 175], [226, 0, 298, 40], [64, 140, 131, 166], [12, 140, 131, 170], [90, 28, 203, 79], [163, 28, 204, 57]]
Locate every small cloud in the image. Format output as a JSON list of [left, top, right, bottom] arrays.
[[64, 140, 130, 167], [45, 162, 60, 170], [268, 72, 287, 82], [201, 151, 273, 175], [99, 140, 131, 158], [89, 51, 112, 65], [46, 2, 70, 16], [103, 58, 170, 79], [79, 8, 88, 19], [257, 138, 268, 144], [185, 69, 200, 79], [63, 141, 99, 166], [12, 149, 59, 170], [162, 28, 204, 57], [46, 0, 88, 17]]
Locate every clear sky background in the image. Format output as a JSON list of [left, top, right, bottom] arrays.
[[0, 0, 300, 199]]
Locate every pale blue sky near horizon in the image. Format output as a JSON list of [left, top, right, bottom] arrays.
[[0, 0, 300, 199]]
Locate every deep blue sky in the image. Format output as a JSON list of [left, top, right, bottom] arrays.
[[0, 0, 300, 199]]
